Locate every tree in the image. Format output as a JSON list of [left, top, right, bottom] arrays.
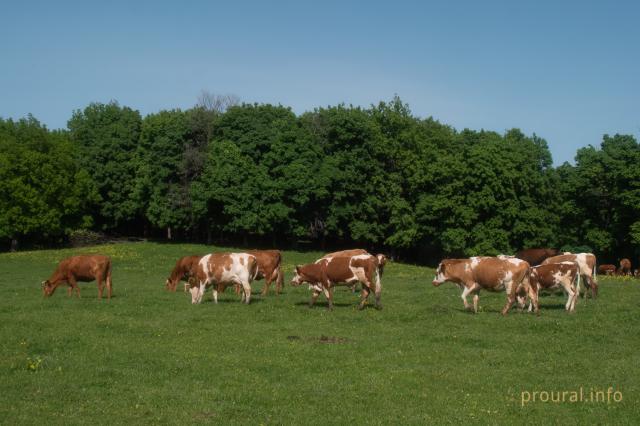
[[68, 102, 142, 232], [0, 116, 98, 250]]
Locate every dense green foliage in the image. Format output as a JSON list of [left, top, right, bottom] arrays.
[[1, 243, 638, 423], [1, 97, 639, 262]]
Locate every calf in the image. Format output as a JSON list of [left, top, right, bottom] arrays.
[[165, 255, 201, 292], [542, 253, 597, 299], [618, 258, 632, 276], [42, 255, 112, 299], [518, 262, 580, 313], [247, 250, 285, 296], [189, 253, 258, 305], [432, 256, 535, 315], [291, 254, 382, 310], [597, 264, 617, 276]]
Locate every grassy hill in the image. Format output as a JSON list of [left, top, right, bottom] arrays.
[[1, 242, 638, 424]]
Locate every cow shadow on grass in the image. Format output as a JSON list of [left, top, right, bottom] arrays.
[[293, 301, 355, 308], [200, 297, 265, 304]]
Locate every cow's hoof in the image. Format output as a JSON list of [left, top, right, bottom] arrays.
[[375, 304, 383, 310], [358, 304, 366, 311]]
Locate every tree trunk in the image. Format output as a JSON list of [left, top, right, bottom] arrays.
[[167, 226, 172, 240], [243, 233, 248, 247], [10, 238, 18, 252]]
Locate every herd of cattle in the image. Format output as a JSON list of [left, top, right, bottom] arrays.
[[40, 247, 637, 314]]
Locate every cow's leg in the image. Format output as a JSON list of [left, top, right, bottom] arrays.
[[68, 277, 81, 298], [198, 283, 206, 304], [460, 286, 473, 311], [261, 275, 272, 296], [309, 289, 320, 308], [323, 286, 333, 310], [472, 292, 480, 314], [275, 269, 283, 295], [241, 281, 252, 305], [212, 286, 218, 304], [528, 285, 539, 315], [358, 286, 370, 310]]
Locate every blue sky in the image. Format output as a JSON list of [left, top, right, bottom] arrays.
[[1, 0, 638, 164]]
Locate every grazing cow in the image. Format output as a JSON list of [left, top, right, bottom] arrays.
[[634, 269, 640, 278], [618, 258, 632, 276], [247, 250, 285, 296], [291, 254, 382, 310], [189, 253, 258, 305], [597, 264, 617, 276], [542, 253, 598, 299], [165, 255, 201, 292], [518, 262, 580, 313], [42, 255, 113, 299], [515, 248, 560, 266], [432, 256, 535, 315]]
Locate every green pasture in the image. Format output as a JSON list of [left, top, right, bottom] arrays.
[[1, 242, 638, 424]]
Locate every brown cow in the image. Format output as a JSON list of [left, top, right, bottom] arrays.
[[247, 250, 285, 296], [189, 252, 258, 304], [618, 258, 632, 276], [515, 248, 560, 266], [291, 253, 382, 310], [518, 262, 580, 313], [42, 255, 113, 299], [432, 256, 535, 315], [542, 253, 598, 299], [165, 255, 201, 292], [597, 264, 617, 276]]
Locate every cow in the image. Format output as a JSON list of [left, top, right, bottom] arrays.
[[247, 250, 285, 296], [515, 248, 560, 266], [518, 262, 580, 313], [597, 264, 617, 276], [42, 255, 113, 299], [618, 258, 632, 276], [542, 253, 598, 299], [432, 256, 535, 315], [189, 253, 258, 305], [634, 269, 640, 278], [165, 255, 201, 292], [291, 253, 382, 310], [320, 249, 387, 291]]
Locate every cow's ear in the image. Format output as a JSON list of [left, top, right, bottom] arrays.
[[295, 265, 301, 273]]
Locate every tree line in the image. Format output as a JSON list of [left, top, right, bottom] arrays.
[[1, 95, 638, 263]]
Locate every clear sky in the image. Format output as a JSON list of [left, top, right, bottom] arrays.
[[1, 0, 638, 164]]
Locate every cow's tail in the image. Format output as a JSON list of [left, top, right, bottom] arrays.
[[574, 270, 581, 297], [250, 255, 260, 281], [592, 263, 598, 284]]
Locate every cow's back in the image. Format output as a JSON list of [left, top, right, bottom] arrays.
[[473, 257, 529, 289], [516, 248, 559, 266], [67, 255, 110, 280], [543, 253, 596, 276]]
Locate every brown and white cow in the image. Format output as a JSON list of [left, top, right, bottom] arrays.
[[165, 255, 201, 292], [518, 261, 580, 313], [320, 249, 387, 291], [189, 253, 258, 305], [542, 253, 598, 299], [291, 253, 382, 310], [618, 258, 632, 276], [432, 256, 535, 315], [597, 264, 617, 276], [247, 250, 285, 296], [42, 255, 113, 299], [515, 248, 560, 266]]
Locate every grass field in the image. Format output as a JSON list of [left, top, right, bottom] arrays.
[[1, 242, 638, 425]]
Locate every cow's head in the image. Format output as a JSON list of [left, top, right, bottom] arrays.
[[290, 266, 304, 287], [41, 280, 55, 297], [432, 262, 447, 286], [164, 277, 176, 291]]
